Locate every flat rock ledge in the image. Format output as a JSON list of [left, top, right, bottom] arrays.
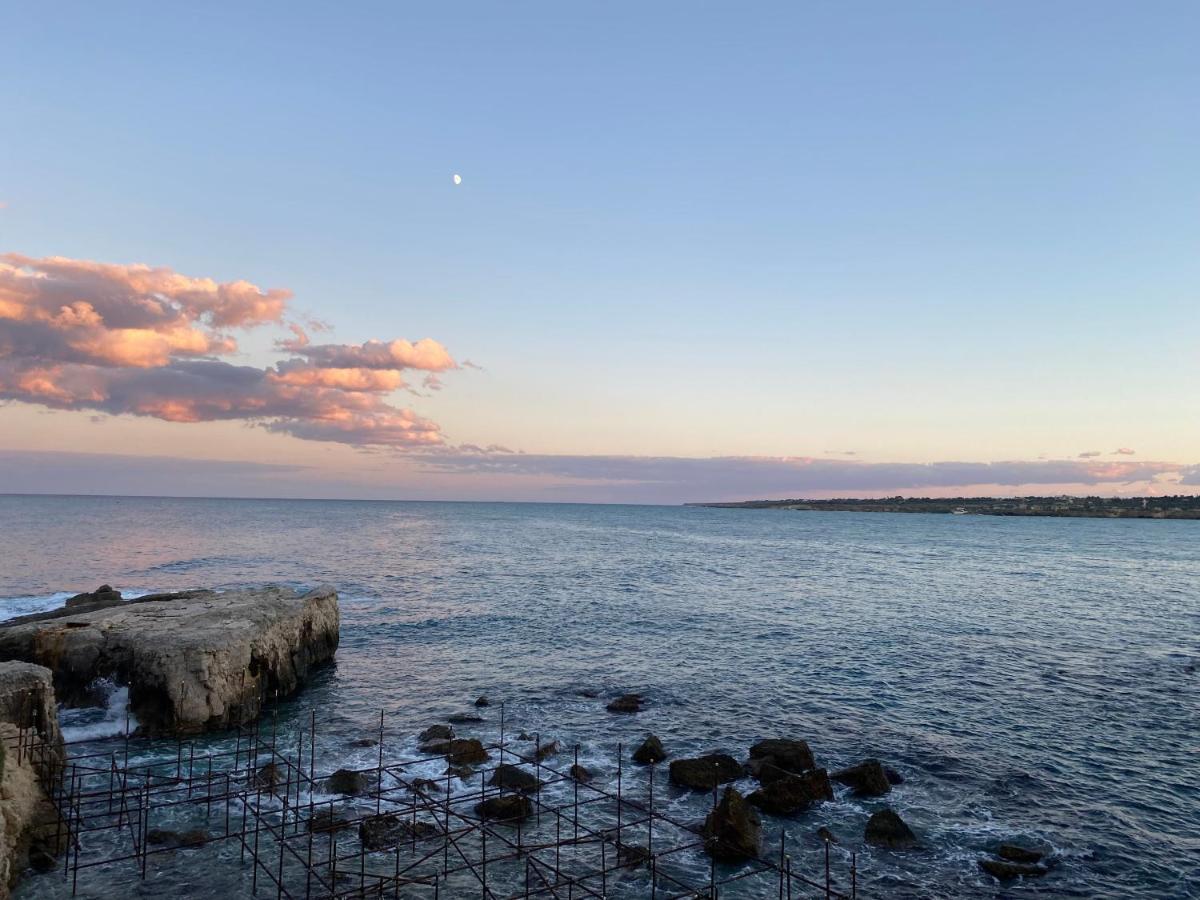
[[0, 586, 339, 735], [0, 662, 66, 898]]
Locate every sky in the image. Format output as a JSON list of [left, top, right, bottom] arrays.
[[1, 1, 1197, 503]]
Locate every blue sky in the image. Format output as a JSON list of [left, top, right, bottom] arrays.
[[1, 2, 1197, 500]]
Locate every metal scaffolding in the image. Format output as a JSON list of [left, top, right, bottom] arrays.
[[8, 697, 862, 899]]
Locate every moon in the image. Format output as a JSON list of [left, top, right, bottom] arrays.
[[452, 174, 462, 185]]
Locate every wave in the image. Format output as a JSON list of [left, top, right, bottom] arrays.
[[60, 679, 139, 743]]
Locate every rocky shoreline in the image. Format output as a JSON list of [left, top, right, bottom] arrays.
[[0, 584, 339, 734]]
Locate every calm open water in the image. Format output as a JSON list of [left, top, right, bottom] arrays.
[[0, 495, 1196, 898]]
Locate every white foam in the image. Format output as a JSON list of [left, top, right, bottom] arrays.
[[60, 681, 139, 743]]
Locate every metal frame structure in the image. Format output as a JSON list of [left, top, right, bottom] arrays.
[[7, 694, 862, 899]]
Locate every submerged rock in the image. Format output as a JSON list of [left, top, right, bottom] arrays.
[[884, 766, 905, 785], [146, 828, 209, 849], [254, 762, 281, 793], [746, 769, 833, 815], [979, 858, 1049, 879], [534, 740, 559, 761], [702, 787, 761, 861], [632, 735, 666, 764], [997, 843, 1045, 863], [307, 808, 352, 833], [445, 765, 474, 782], [0, 585, 340, 735], [832, 759, 892, 797], [446, 739, 489, 766], [475, 795, 532, 823], [815, 826, 838, 844], [360, 814, 439, 850], [569, 764, 593, 783], [669, 754, 742, 790], [474, 696, 490, 707], [448, 713, 485, 724], [489, 764, 543, 794], [606, 694, 643, 713], [410, 778, 442, 794], [616, 842, 650, 868], [864, 809, 917, 848]]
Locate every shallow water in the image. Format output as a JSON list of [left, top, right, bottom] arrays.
[[0, 495, 1197, 898]]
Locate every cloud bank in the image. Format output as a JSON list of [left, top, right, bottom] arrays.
[[0, 254, 455, 447]]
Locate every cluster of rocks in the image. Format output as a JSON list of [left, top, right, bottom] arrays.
[[979, 843, 1051, 880]]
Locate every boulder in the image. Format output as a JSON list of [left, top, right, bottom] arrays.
[[446, 739, 489, 766], [445, 765, 474, 782], [324, 768, 371, 796], [489, 764, 543, 794], [979, 858, 1049, 879], [360, 814, 439, 850], [569, 764, 593, 783], [474, 696, 489, 707], [997, 844, 1045, 864], [884, 766, 905, 785], [65, 585, 123, 609], [254, 762, 281, 793], [746, 769, 833, 815], [815, 826, 838, 844], [606, 694, 643, 714], [410, 778, 442, 794], [748, 739, 815, 774], [702, 787, 761, 861], [831, 759, 891, 797], [534, 740, 559, 761], [475, 795, 532, 823], [632, 735, 666, 765], [864, 809, 917, 849], [669, 754, 742, 790], [0, 586, 339, 735], [419, 724, 454, 744]]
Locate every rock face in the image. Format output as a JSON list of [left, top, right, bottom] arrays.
[[632, 735, 666, 764], [864, 809, 917, 848], [0, 586, 339, 735], [831, 759, 892, 797], [0, 662, 66, 898], [702, 787, 761, 861], [747, 769, 833, 815], [669, 754, 742, 790]]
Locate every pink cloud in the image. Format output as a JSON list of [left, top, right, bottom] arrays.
[[0, 253, 457, 448], [1113, 447, 1136, 455]]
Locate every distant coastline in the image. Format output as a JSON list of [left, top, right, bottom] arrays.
[[685, 495, 1200, 519]]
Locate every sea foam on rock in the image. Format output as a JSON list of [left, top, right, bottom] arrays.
[[0, 586, 339, 735]]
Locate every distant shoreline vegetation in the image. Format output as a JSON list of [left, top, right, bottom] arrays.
[[685, 496, 1200, 519]]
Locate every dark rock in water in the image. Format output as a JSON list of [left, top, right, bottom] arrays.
[[325, 768, 371, 796], [448, 713, 485, 724], [606, 694, 643, 713], [864, 809, 917, 848], [65, 585, 123, 608], [360, 814, 440, 850], [419, 724, 454, 743], [347, 738, 378, 748], [307, 808, 352, 833], [423, 737, 489, 765], [489, 764, 543, 793], [997, 844, 1045, 864], [445, 765, 474, 782], [832, 759, 892, 797], [669, 754, 742, 790], [749, 739, 815, 773], [702, 787, 761, 861], [411, 778, 443, 794], [616, 842, 650, 868], [517, 732, 532, 741], [476, 794, 532, 822], [980, 858, 1049, 879], [815, 826, 838, 844], [474, 696, 490, 707], [255, 762, 281, 793], [146, 828, 209, 849], [747, 769, 833, 815], [578, 688, 600, 698], [534, 740, 559, 761], [884, 766, 905, 785], [632, 735, 666, 764], [747, 758, 794, 786], [29, 846, 58, 873], [569, 764, 593, 783]]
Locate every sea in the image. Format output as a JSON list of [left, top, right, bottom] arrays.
[[0, 494, 1196, 898]]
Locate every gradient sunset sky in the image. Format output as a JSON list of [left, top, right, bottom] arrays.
[[2, 2, 1197, 503]]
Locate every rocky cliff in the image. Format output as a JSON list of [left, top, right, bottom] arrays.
[[0, 586, 339, 735]]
